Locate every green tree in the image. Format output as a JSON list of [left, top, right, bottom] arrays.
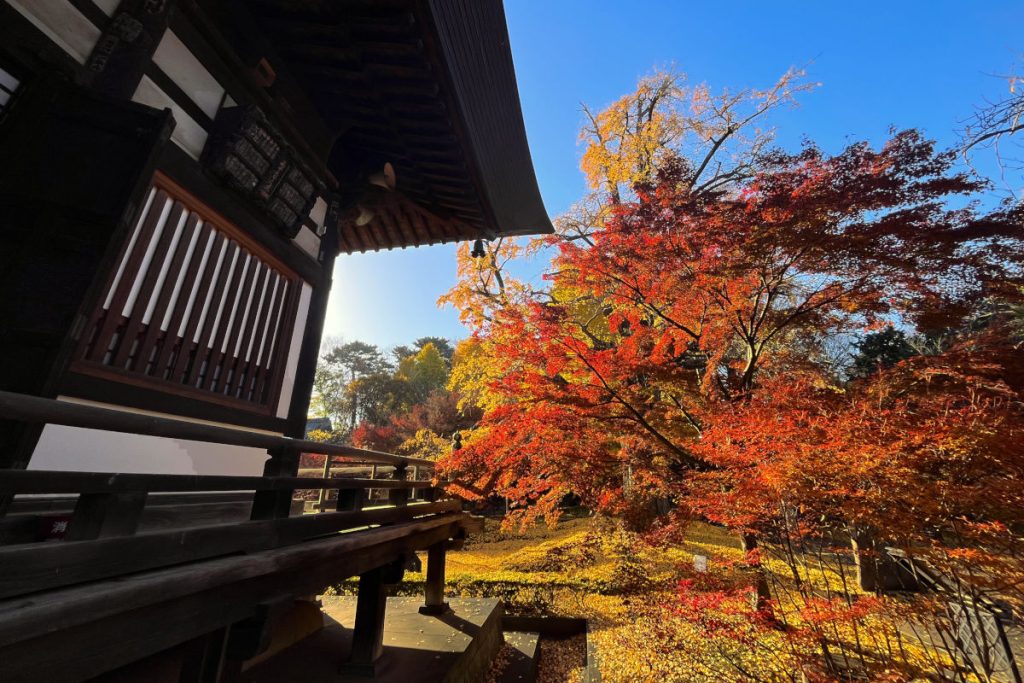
[[414, 336, 454, 364], [848, 327, 917, 379], [346, 374, 414, 426], [317, 341, 390, 429], [311, 362, 347, 423], [398, 342, 449, 402], [390, 344, 415, 365]]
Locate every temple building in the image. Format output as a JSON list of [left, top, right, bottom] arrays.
[[0, 0, 551, 680]]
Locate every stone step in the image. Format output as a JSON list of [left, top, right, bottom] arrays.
[[497, 632, 540, 683], [243, 597, 505, 683]]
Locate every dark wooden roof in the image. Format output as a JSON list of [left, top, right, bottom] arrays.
[[243, 0, 553, 253]]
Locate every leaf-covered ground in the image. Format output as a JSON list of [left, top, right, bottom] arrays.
[[329, 515, 753, 682], [328, 515, 960, 681]]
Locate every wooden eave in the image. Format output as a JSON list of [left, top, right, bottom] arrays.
[[235, 0, 553, 253]]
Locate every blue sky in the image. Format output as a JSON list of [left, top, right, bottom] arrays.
[[322, 0, 1023, 351]]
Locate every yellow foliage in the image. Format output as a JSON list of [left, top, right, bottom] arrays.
[[348, 518, 971, 682], [437, 238, 532, 330], [396, 429, 449, 461], [579, 67, 813, 201]]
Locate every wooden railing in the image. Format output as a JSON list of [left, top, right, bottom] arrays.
[[0, 390, 462, 680], [0, 390, 434, 468]]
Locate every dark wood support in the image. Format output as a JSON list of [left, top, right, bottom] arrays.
[[0, 502, 460, 601], [343, 566, 389, 676], [389, 463, 410, 508], [283, 225, 339, 440], [65, 491, 148, 541], [335, 488, 363, 512], [177, 628, 231, 683], [316, 455, 333, 510], [419, 541, 451, 615], [250, 447, 300, 520], [0, 469, 433, 496], [0, 390, 432, 469], [0, 515, 463, 680], [224, 596, 293, 662]]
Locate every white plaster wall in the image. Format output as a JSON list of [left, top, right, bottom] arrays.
[[92, 0, 119, 17], [28, 397, 272, 475], [6, 0, 100, 64], [292, 225, 321, 260], [152, 31, 225, 120], [132, 75, 208, 159]]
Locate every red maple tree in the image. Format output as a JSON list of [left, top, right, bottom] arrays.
[[443, 130, 1024, 536]]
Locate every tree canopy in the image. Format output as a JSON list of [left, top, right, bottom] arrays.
[[309, 336, 477, 461]]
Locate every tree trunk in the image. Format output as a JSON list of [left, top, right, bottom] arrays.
[[738, 533, 773, 612]]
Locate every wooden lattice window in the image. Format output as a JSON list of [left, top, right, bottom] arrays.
[[76, 173, 302, 412]]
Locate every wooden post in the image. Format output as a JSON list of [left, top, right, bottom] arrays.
[[388, 464, 409, 508], [368, 464, 378, 505], [419, 541, 450, 615], [65, 491, 147, 541], [335, 488, 362, 512], [342, 566, 388, 676], [250, 446, 299, 520], [316, 454, 332, 511]]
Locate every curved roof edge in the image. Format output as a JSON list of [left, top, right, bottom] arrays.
[[425, 0, 554, 238]]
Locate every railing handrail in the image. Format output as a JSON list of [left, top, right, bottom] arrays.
[[0, 469, 434, 495], [0, 390, 434, 468]]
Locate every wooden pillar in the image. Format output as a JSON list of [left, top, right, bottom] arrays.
[[388, 463, 409, 508], [282, 226, 338, 441], [65, 491, 148, 540], [419, 541, 450, 615], [250, 446, 299, 520], [335, 487, 363, 512], [342, 566, 389, 676], [316, 454, 332, 511]]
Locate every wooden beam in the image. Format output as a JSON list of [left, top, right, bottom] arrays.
[[388, 464, 410, 508], [0, 503, 461, 599], [0, 515, 462, 648], [250, 445, 300, 521], [0, 469, 435, 495], [0, 520, 460, 682], [0, 390, 434, 467]]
